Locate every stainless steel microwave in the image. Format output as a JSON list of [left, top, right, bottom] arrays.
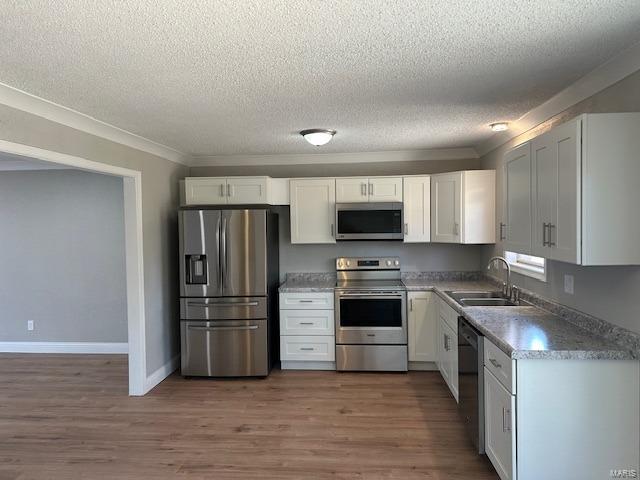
[[335, 203, 404, 241]]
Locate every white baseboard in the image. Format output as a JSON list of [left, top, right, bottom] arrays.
[[143, 354, 179, 394], [0, 341, 128, 354]]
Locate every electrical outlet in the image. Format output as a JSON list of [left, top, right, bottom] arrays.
[[27, 320, 34, 331], [564, 275, 574, 295]]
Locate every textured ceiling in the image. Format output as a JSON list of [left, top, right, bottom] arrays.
[[1, 1, 640, 157]]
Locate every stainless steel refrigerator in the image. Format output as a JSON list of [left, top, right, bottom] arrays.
[[179, 208, 279, 377]]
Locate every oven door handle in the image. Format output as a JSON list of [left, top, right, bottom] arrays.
[[337, 294, 404, 299]]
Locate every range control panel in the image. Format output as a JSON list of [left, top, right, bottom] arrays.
[[336, 257, 400, 271]]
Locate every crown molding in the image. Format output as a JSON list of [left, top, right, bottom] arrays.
[[190, 147, 479, 167], [476, 39, 640, 157], [0, 82, 189, 165]]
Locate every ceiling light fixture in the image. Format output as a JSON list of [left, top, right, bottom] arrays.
[[300, 128, 336, 146], [490, 122, 509, 132]]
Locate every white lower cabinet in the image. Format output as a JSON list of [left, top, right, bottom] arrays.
[[484, 367, 516, 480], [436, 297, 458, 401], [407, 292, 438, 367], [482, 337, 639, 480], [279, 292, 335, 370]]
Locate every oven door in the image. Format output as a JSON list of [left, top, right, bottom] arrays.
[[335, 203, 403, 240], [335, 291, 407, 344]]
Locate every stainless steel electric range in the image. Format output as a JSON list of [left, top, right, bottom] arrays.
[[334, 257, 408, 372]]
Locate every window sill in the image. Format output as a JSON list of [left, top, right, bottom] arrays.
[[508, 262, 547, 282]]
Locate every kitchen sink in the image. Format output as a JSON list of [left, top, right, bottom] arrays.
[[458, 298, 518, 307], [444, 290, 519, 307]]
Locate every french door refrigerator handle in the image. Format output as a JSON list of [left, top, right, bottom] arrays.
[[220, 215, 228, 291]]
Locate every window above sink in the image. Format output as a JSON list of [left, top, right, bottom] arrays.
[[504, 251, 546, 282]]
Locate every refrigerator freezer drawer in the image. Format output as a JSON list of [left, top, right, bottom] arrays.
[[180, 320, 268, 377], [180, 297, 267, 320]]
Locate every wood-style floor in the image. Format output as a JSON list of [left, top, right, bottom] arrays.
[[0, 354, 498, 479]]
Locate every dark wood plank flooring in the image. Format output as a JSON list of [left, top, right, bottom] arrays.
[[0, 354, 498, 479]]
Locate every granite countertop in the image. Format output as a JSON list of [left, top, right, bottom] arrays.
[[278, 273, 636, 361]]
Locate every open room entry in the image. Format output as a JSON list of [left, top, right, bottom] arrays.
[[0, 139, 147, 395]]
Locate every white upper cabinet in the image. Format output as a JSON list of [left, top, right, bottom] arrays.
[[184, 176, 288, 205], [336, 176, 403, 203], [290, 178, 336, 244], [431, 170, 495, 244], [368, 177, 403, 202], [184, 177, 227, 205], [528, 113, 640, 265], [403, 176, 431, 243], [336, 177, 369, 203], [226, 177, 269, 204], [431, 172, 461, 243], [502, 142, 532, 254]]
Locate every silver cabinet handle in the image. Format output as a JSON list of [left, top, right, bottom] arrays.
[[453, 222, 459, 236], [299, 322, 314, 325], [220, 184, 225, 197], [542, 222, 549, 246], [298, 299, 314, 303], [187, 301, 259, 307], [188, 325, 259, 331], [444, 334, 450, 351], [226, 183, 232, 197], [548, 223, 556, 246], [404, 223, 409, 235], [499, 222, 506, 241], [300, 347, 315, 351], [330, 223, 334, 237], [361, 183, 367, 196], [368, 183, 373, 195], [410, 298, 413, 311], [489, 358, 502, 369], [502, 407, 507, 432]]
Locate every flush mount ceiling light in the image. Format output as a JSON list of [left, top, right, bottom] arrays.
[[300, 128, 336, 146], [489, 122, 509, 132]]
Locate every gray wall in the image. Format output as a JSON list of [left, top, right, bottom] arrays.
[[481, 68, 640, 335], [0, 170, 127, 342], [270, 206, 482, 277], [190, 157, 481, 178], [0, 104, 189, 375]]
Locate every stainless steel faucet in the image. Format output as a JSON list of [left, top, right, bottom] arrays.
[[487, 256, 511, 298]]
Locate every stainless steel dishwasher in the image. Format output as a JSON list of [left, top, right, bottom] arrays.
[[458, 316, 485, 454]]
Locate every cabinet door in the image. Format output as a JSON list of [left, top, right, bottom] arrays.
[[403, 176, 431, 243], [336, 177, 369, 203], [551, 119, 581, 264], [369, 177, 403, 202], [485, 368, 516, 480], [290, 179, 336, 244], [431, 172, 461, 243], [531, 132, 555, 258], [184, 177, 227, 205], [504, 142, 532, 254], [408, 292, 437, 362], [438, 316, 451, 384], [445, 321, 459, 402], [226, 177, 268, 204]]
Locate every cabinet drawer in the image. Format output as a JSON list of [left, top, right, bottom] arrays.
[[280, 309, 335, 336], [280, 336, 335, 361], [484, 339, 515, 394], [438, 297, 459, 333], [279, 292, 334, 309]]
